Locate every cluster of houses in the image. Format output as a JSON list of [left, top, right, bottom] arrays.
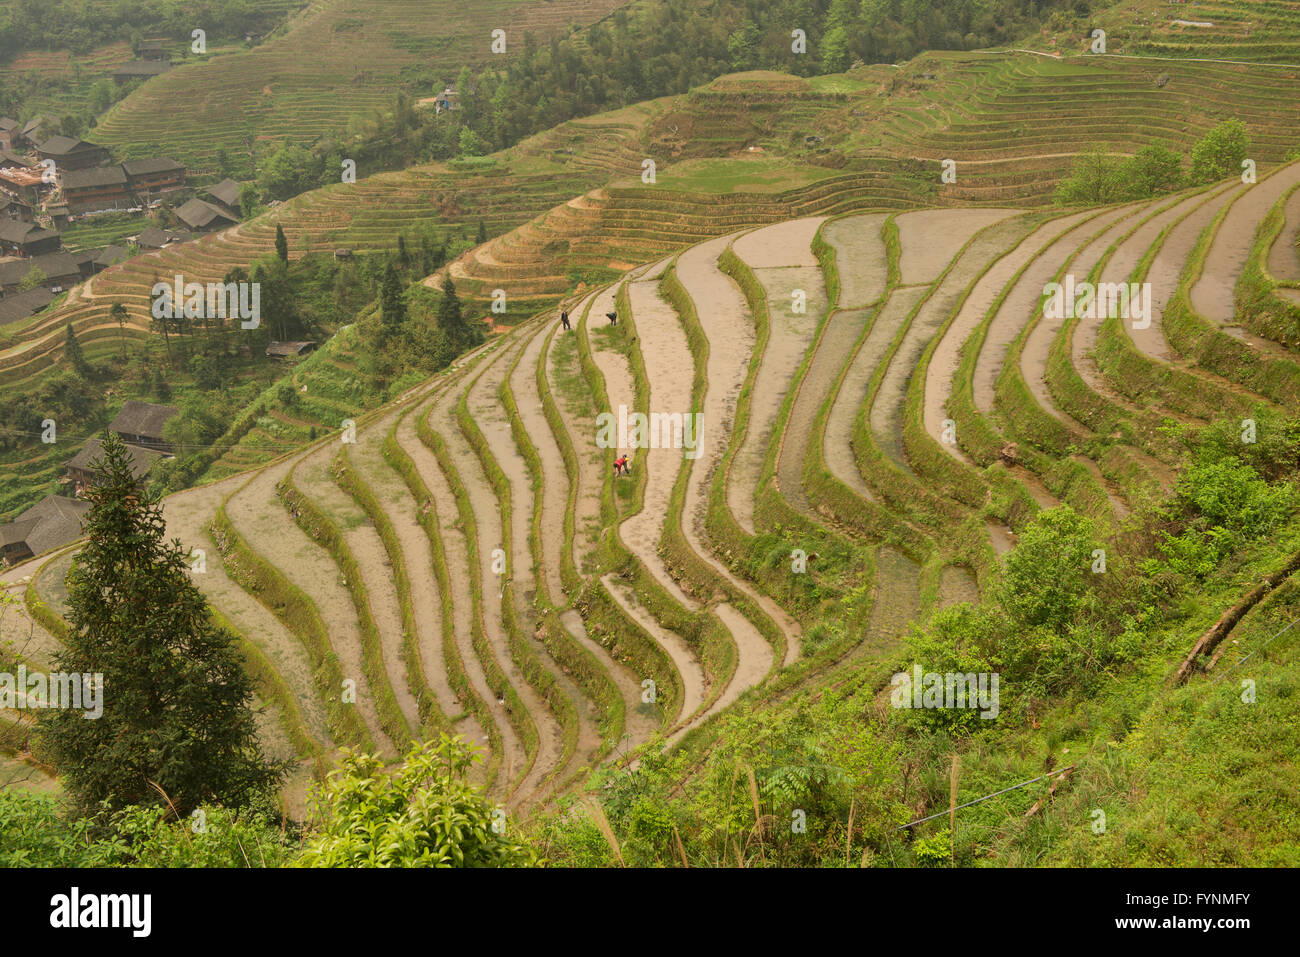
[[0, 400, 179, 567], [0, 115, 244, 330], [0, 122, 186, 216]]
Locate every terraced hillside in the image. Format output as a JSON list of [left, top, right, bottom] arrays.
[[90, 0, 631, 171], [12, 159, 1300, 824], [431, 48, 1300, 305], [11, 47, 1299, 417], [1043, 0, 1300, 63]]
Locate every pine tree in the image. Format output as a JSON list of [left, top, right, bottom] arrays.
[[436, 273, 471, 350], [275, 223, 289, 263], [379, 262, 407, 344], [38, 431, 283, 815], [64, 322, 92, 378]]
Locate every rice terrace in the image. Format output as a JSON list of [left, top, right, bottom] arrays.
[[0, 0, 1298, 899]]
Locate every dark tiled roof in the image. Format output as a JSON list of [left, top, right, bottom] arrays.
[[38, 135, 98, 156], [108, 400, 179, 441], [266, 340, 318, 357], [2, 494, 90, 556], [61, 166, 128, 190], [66, 437, 163, 480], [0, 287, 56, 326], [92, 245, 127, 266], [135, 226, 192, 248], [174, 198, 236, 230], [0, 519, 37, 547], [0, 253, 82, 288], [0, 118, 18, 132], [121, 157, 185, 177], [0, 220, 57, 245], [207, 178, 241, 208]]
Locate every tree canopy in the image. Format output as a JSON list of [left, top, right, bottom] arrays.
[[37, 429, 283, 816]]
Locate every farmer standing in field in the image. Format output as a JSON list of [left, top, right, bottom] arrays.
[[560, 308, 570, 331], [606, 310, 618, 325]]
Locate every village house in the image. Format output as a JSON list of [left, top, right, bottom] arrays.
[[0, 194, 34, 223], [60, 165, 131, 213], [87, 245, 127, 274], [0, 287, 56, 328], [174, 197, 238, 232], [0, 165, 50, 205], [19, 118, 49, 149], [65, 437, 165, 494], [111, 61, 174, 84], [135, 225, 193, 249], [121, 157, 186, 196], [138, 39, 171, 61], [266, 340, 319, 360], [0, 149, 32, 169], [44, 203, 72, 229], [205, 178, 242, 218], [37, 136, 111, 172], [0, 252, 81, 294], [435, 87, 461, 114], [108, 400, 180, 453], [0, 221, 61, 258], [0, 494, 90, 566], [69, 247, 126, 279]]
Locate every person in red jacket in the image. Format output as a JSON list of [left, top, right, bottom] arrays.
[[613, 454, 630, 477]]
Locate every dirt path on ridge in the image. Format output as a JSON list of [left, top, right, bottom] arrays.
[[401, 387, 523, 785], [1267, 187, 1300, 281], [1192, 164, 1300, 327], [294, 439, 421, 735], [225, 452, 398, 759], [475, 324, 601, 802], [727, 219, 828, 536], [675, 234, 799, 666], [163, 473, 333, 751]]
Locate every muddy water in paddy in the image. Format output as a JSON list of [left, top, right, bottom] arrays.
[[861, 546, 922, 654]]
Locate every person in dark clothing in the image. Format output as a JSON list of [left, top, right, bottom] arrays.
[[606, 311, 618, 325], [560, 309, 571, 331]]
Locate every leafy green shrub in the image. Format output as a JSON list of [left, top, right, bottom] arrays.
[[1153, 456, 1296, 580], [1172, 459, 1293, 537], [913, 828, 951, 867], [997, 506, 1103, 631], [1118, 143, 1184, 196], [1190, 119, 1249, 185], [297, 735, 539, 868]]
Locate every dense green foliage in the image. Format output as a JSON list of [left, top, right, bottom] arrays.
[[297, 736, 538, 867], [1055, 121, 1251, 204], [250, 0, 1097, 201], [0, 789, 298, 866], [1190, 118, 1250, 185], [0, 0, 294, 61], [37, 431, 283, 815]]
